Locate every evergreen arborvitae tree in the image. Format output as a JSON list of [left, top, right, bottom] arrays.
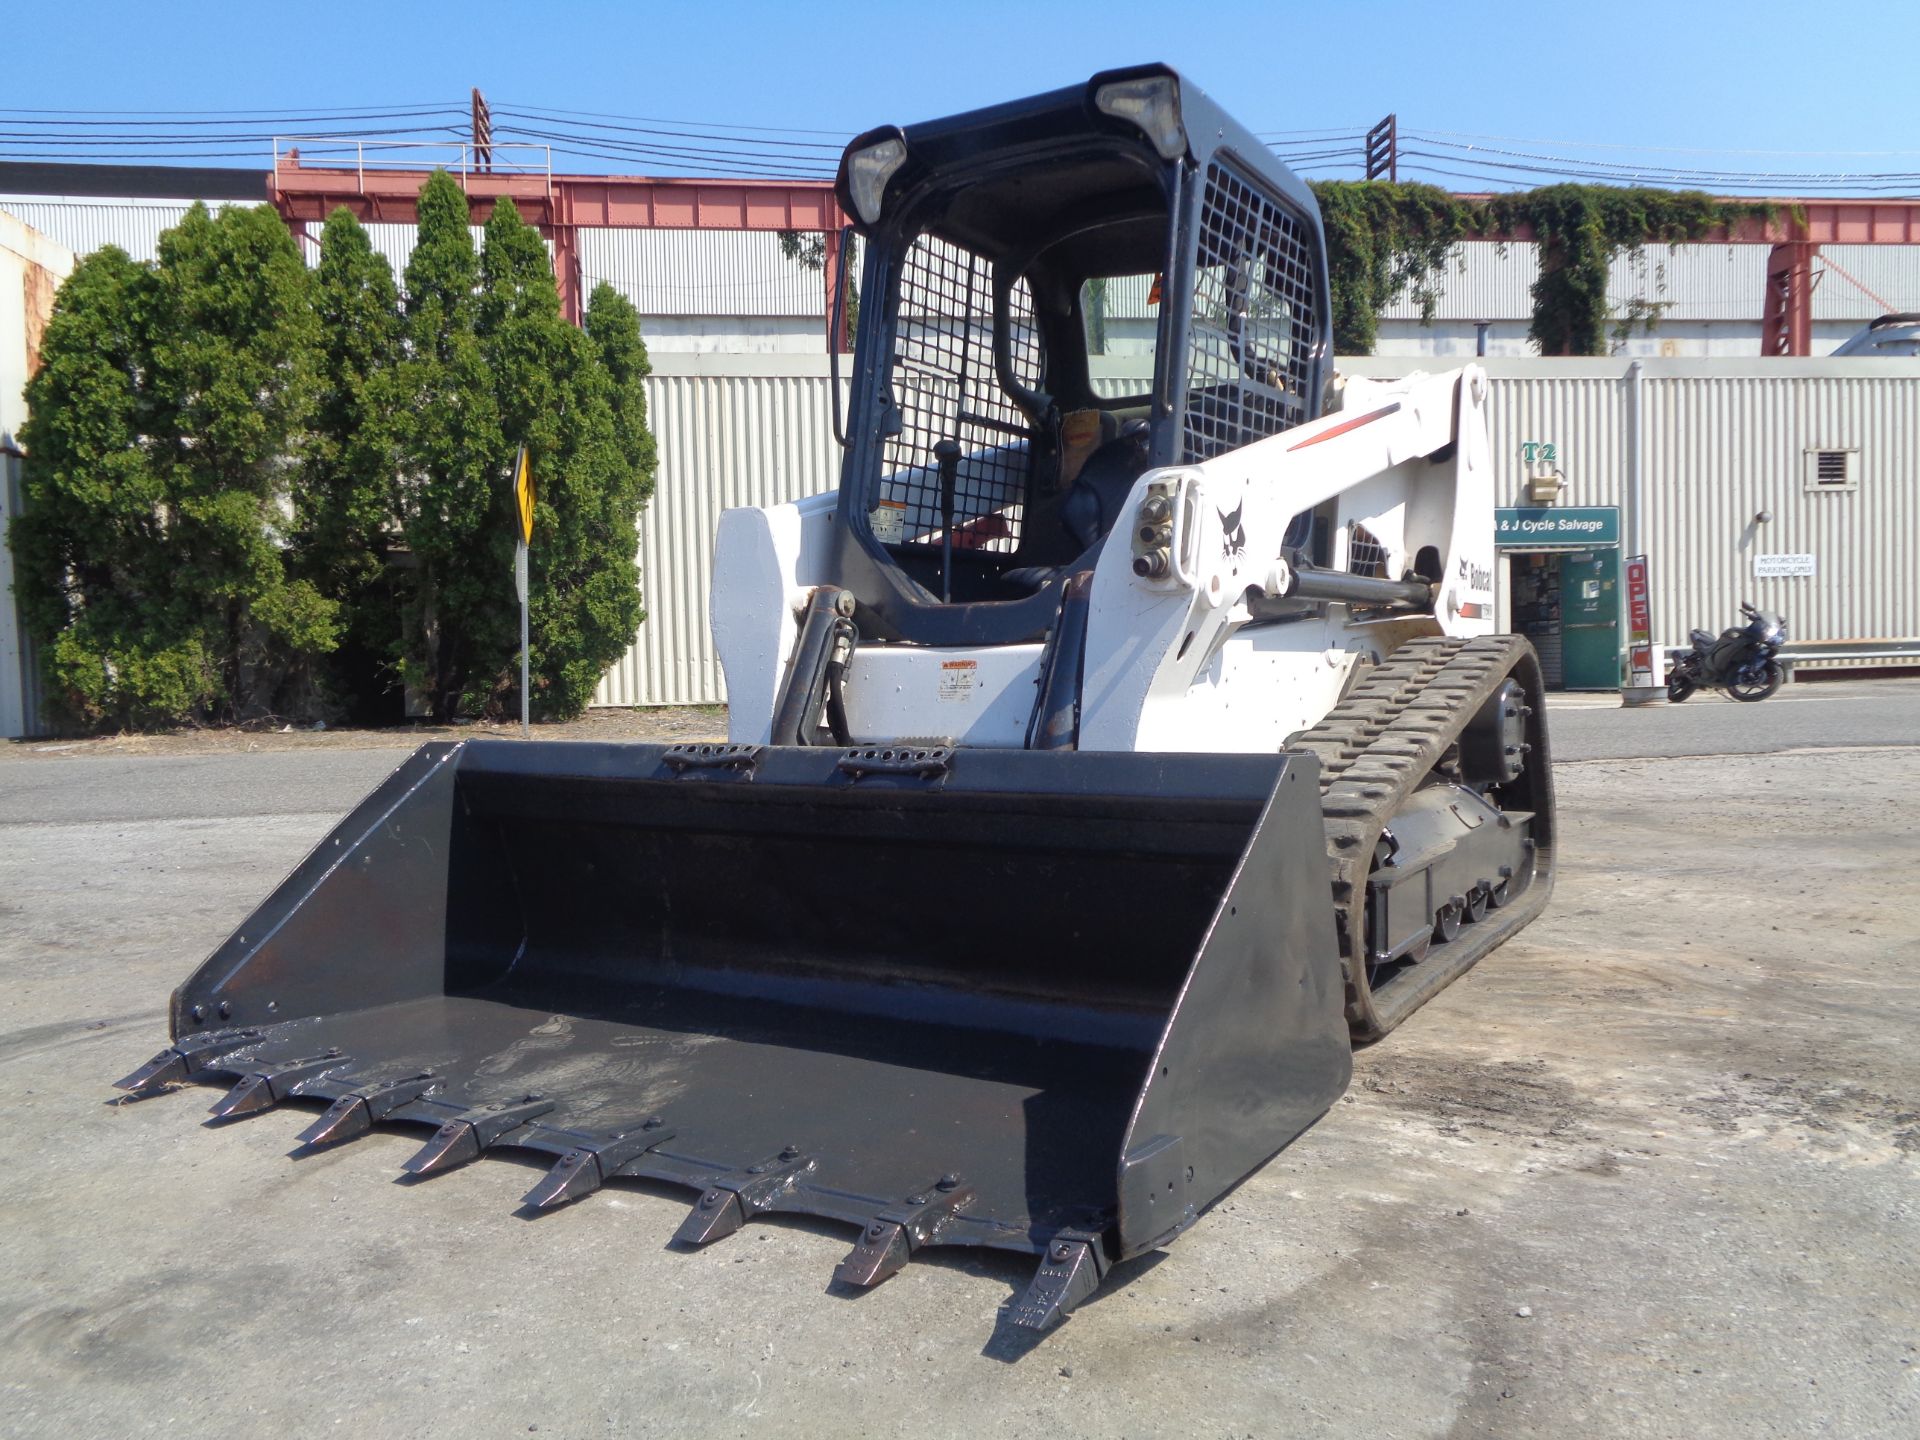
[[14, 205, 332, 729], [398, 171, 504, 719], [468, 203, 651, 720], [11, 246, 211, 727], [585, 283, 658, 504], [146, 202, 329, 718], [298, 207, 407, 719], [14, 180, 656, 731]]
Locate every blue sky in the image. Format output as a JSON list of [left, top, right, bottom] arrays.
[[11, 1, 1920, 190]]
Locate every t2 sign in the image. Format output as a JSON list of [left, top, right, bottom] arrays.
[[1521, 441, 1558, 466]]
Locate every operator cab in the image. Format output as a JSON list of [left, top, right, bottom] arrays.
[[828, 65, 1333, 646]]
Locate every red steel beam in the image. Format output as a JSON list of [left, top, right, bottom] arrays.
[[271, 153, 845, 325], [278, 155, 1920, 351]]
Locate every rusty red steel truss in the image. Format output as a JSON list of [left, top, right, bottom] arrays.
[[270, 152, 850, 342], [273, 154, 1920, 357]]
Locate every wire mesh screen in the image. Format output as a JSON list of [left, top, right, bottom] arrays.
[[1181, 161, 1319, 463], [1348, 523, 1389, 578], [875, 233, 1039, 554]]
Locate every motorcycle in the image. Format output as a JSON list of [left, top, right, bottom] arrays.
[[1667, 602, 1788, 702]]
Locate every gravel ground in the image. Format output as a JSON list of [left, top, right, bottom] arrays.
[[0, 721, 1915, 1437]]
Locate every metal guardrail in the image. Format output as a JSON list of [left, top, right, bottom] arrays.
[[272, 139, 553, 197], [1779, 638, 1920, 671]]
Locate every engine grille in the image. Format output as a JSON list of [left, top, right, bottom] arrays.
[[1181, 161, 1319, 463]]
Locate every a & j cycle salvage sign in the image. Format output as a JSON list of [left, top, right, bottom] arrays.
[[1494, 506, 1620, 547]]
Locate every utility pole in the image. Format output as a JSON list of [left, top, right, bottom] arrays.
[[472, 87, 493, 174], [1364, 113, 1398, 182]]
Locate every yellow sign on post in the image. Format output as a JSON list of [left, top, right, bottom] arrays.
[[512, 446, 533, 739], [513, 446, 536, 545]]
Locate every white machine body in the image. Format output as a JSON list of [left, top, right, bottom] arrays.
[[712, 365, 1496, 753]]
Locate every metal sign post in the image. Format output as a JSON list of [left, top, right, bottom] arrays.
[[512, 446, 535, 740]]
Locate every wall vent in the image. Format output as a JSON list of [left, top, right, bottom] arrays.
[[1804, 447, 1858, 492]]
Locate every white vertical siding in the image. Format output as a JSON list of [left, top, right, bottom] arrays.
[[1643, 371, 1920, 652], [1481, 369, 1629, 509], [597, 356, 1920, 706], [592, 366, 845, 706], [0, 197, 202, 263], [581, 230, 826, 317]]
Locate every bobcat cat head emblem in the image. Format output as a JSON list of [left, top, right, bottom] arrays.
[[1218, 501, 1246, 561]]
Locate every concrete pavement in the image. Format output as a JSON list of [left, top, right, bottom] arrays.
[[2, 687, 1916, 1438]]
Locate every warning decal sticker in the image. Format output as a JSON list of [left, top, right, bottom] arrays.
[[871, 499, 907, 544], [937, 659, 977, 703]]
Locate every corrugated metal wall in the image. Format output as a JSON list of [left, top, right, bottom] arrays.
[[1369, 241, 1920, 323], [14, 194, 1917, 325], [1345, 356, 1920, 658], [1642, 370, 1919, 649], [0, 197, 199, 263], [581, 230, 824, 317], [603, 356, 1920, 706], [593, 363, 846, 706]]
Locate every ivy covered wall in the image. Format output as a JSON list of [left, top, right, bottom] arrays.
[[1309, 182, 1776, 356]]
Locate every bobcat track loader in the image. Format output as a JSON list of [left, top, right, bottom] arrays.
[[117, 66, 1554, 1336]]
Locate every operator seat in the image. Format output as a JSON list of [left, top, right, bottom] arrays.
[[1003, 419, 1153, 591]]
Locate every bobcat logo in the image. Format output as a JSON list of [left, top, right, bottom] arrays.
[[1218, 501, 1246, 562]]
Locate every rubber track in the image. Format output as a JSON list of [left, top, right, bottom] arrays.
[[1290, 635, 1552, 1041]]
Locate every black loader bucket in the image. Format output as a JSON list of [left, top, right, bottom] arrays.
[[117, 741, 1350, 1331]]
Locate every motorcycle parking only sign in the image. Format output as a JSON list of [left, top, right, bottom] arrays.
[[1753, 553, 1816, 578]]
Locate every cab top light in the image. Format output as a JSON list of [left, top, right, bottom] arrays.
[[846, 138, 908, 226], [1093, 76, 1187, 161]]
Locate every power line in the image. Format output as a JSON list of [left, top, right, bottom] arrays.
[[1402, 136, 1920, 187], [0, 102, 464, 118], [0, 108, 466, 129], [4, 98, 1919, 196], [1406, 125, 1920, 159], [497, 99, 852, 138], [0, 125, 467, 147], [496, 107, 844, 153], [493, 125, 833, 179]]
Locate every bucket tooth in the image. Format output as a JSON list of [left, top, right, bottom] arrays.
[[115, 1048, 189, 1095], [209, 1071, 279, 1119], [115, 1028, 264, 1094], [207, 1050, 348, 1120], [673, 1186, 749, 1247], [401, 1094, 555, 1177], [300, 1094, 375, 1147], [833, 1221, 910, 1289], [522, 1120, 678, 1210], [297, 1071, 439, 1147], [671, 1147, 815, 1248], [403, 1120, 483, 1176], [524, 1148, 602, 1210], [1002, 1235, 1108, 1333], [832, 1177, 976, 1289]]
